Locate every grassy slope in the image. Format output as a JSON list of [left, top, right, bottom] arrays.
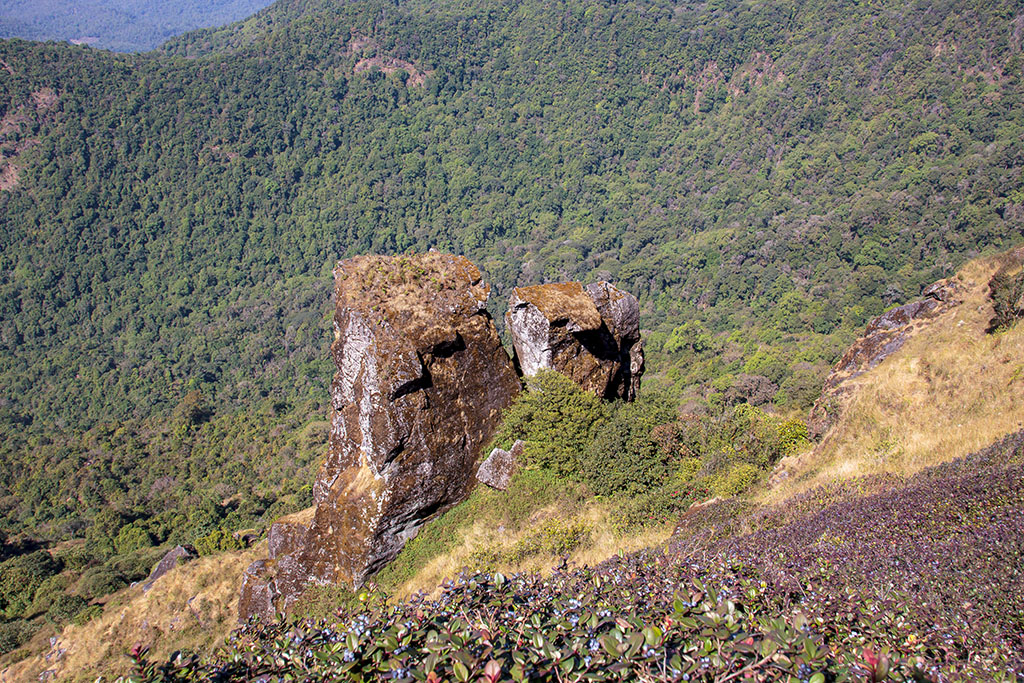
[[107, 441, 1024, 680], [767, 246, 1024, 503], [363, 247, 1024, 607], [1, 545, 263, 682], [3, 249, 1022, 680]]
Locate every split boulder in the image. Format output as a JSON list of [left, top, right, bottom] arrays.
[[476, 440, 525, 491], [505, 281, 643, 400]]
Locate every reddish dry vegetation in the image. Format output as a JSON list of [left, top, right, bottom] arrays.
[[345, 33, 432, 87], [353, 56, 432, 87], [130, 433, 1023, 682]]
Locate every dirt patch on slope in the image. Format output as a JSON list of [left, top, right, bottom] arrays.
[[354, 56, 432, 87], [30, 88, 58, 111], [0, 164, 19, 191]]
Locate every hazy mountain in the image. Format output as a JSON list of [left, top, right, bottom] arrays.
[[0, 0, 274, 52]]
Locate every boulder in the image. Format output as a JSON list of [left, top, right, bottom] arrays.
[[476, 440, 525, 491], [505, 281, 643, 400], [239, 253, 520, 621], [142, 545, 196, 592]]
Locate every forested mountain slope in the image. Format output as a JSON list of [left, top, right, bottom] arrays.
[[0, 0, 1021, 571]]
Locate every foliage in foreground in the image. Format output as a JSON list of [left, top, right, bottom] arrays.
[[124, 443, 1024, 682]]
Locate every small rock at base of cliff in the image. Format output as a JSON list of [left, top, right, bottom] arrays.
[[506, 281, 643, 400], [239, 253, 520, 622], [477, 440, 525, 491]]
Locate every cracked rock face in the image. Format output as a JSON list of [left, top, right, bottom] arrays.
[[505, 281, 643, 400], [239, 253, 520, 621]]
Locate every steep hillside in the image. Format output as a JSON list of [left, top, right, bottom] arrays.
[[769, 246, 1024, 500], [0, 0, 1023, 666], [1, 545, 262, 681], [98, 428, 1024, 681]]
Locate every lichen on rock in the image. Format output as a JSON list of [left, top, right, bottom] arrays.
[[239, 253, 520, 621], [505, 281, 644, 400]]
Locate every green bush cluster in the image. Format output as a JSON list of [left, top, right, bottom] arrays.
[[0, 551, 61, 620], [195, 528, 245, 556], [44, 594, 89, 626], [494, 374, 809, 531], [494, 371, 607, 478], [0, 619, 34, 656]]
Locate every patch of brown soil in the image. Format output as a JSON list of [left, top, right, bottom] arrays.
[[0, 111, 29, 137], [354, 55, 432, 87], [691, 61, 724, 113], [344, 33, 378, 55], [30, 88, 58, 111], [726, 52, 785, 97], [0, 164, 19, 192]]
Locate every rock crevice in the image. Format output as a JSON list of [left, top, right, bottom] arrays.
[[506, 281, 644, 400]]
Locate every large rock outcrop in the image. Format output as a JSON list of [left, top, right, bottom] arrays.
[[807, 278, 962, 439], [239, 253, 520, 621], [506, 281, 644, 400]]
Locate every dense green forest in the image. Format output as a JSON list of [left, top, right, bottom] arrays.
[[0, 0, 276, 52], [0, 0, 1022, 630]]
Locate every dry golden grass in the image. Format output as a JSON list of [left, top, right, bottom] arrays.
[[389, 500, 673, 600], [763, 250, 1024, 504], [0, 545, 263, 683]]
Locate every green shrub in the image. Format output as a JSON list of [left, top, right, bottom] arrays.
[[676, 457, 703, 483], [613, 482, 699, 532], [114, 523, 156, 555], [46, 593, 89, 625], [195, 528, 245, 556], [465, 519, 590, 571], [507, 519, 590, 562], [465, 546, 504, 573], [776, 418, 810, 455], [55, 544, 97, 572], [71, 604, 103, 626], [582, 395, 675, 496], [710, 463, 762, 497], [30, 573, 73, 615], [76, 566, 129, 600], [493, 370, 606, 479], [0, 620, 35, 656], [0, 551, 62, 619]]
